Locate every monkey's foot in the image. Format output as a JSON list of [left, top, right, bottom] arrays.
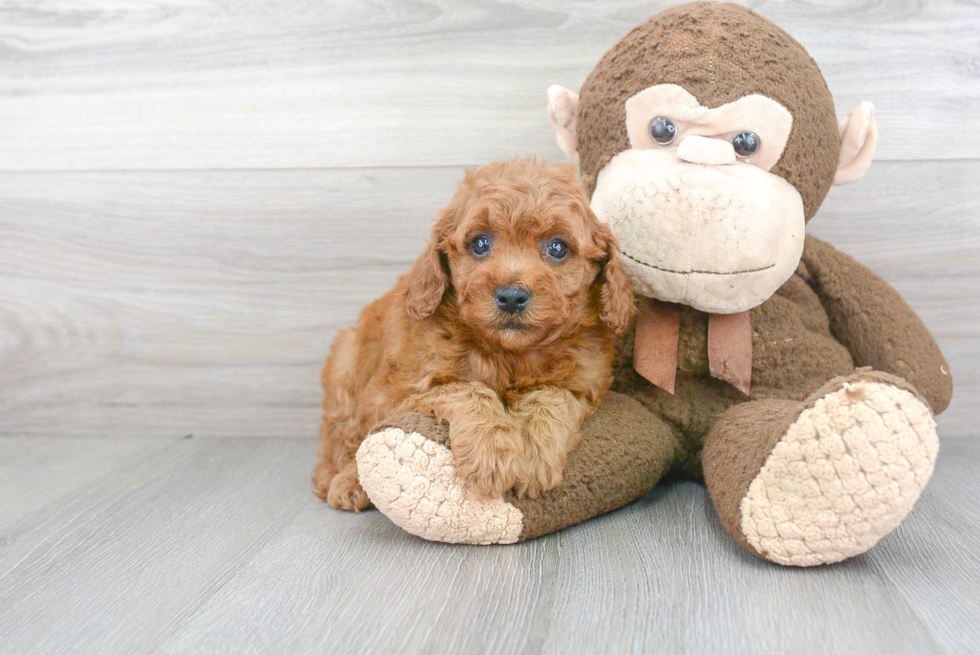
[[355, 413, 523, 545], [729, 374, 939, 566]]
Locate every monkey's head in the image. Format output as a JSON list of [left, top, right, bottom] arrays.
[[547, 2, 877, 314]]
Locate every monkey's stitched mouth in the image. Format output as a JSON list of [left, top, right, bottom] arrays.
[[620, 251, 775, 276]]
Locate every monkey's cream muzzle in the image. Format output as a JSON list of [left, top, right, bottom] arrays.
[[591, 145, 805, 314], [587, 84, 805, 314], [547, 83, 876, 312]]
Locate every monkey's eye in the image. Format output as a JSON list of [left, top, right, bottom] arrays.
[[731, 132, 761, 159], [470, 234, 492, 257], [649, 117, 677, 145], [545, 238, 569, 261]]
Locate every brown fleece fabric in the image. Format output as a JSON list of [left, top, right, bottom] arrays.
[[611, 248, 861, 454], [801, 235, 953, 413], [372, 395, 683, 541], [508, 392, 683, 541], [610, 235, 949, 446], [702, 398, 803, 557], [576, 1, 839, 221], [703, 368, 933, 560]]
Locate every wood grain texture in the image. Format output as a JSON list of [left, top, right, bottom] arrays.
[[0, 0, 978, 170], [1, 2, 977, 652], [0, 167, 452, 437], [1, 162, 976, 438], [0, 435, 178, 527], [0, 435, 978, 653], [0, 437, 312, 653]]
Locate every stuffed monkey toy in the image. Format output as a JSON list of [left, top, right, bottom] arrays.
[[353, 2, 953, 566]]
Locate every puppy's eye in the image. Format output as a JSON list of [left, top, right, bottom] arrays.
[[545, 238, 569, 261], [731, 132, 761, 159], [650, 117, 677, 145], [470, 234, 492, 257]]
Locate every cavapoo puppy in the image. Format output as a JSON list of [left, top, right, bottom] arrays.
[[313, 159, 634, 511]]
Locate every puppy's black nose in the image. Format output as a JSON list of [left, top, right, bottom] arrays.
[[495, 286, 531, 315]]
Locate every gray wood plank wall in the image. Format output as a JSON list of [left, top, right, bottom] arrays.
[[1, 0, 978, 439]]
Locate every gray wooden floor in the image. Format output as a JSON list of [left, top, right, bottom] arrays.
[[1, 0, 979, 653], [1, 435, 979, 654]]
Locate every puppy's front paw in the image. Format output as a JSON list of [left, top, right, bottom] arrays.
[[326, 468, 371, 512], [452, 421, 524, 499], [509, 387, 581, 499], [513, 437, 569, 500]]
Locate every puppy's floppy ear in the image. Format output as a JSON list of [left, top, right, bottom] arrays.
[[593, 221, 635, 336], [406, 208, 454, 320], [556, 163, 579, 185]]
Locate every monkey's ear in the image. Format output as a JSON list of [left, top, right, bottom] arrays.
[[833, 101, 878, 186], [405, 211, 453, 320], [547, 85, 580, 165]]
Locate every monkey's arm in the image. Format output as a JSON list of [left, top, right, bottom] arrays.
[[801, 234, 953, 413], [356, 392, 684, 544]]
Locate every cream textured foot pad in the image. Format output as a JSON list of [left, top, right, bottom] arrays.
[[356, 428, 523, 544], [741, 381, 938, 566]]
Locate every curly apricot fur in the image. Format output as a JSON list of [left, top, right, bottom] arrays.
[[314, 159, 634, 507]]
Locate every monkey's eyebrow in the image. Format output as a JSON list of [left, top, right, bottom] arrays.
[[623, 85, 793, 171], [620, 251, 775, 276]]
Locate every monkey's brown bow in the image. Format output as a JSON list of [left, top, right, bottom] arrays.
[[633, 298, 752, 396]]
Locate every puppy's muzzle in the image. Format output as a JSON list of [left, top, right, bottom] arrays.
[[495, 286, 531, 315]]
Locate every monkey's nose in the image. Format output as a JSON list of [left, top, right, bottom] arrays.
[[676, 135, 737, 166], [495, 286, 531, 314]]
